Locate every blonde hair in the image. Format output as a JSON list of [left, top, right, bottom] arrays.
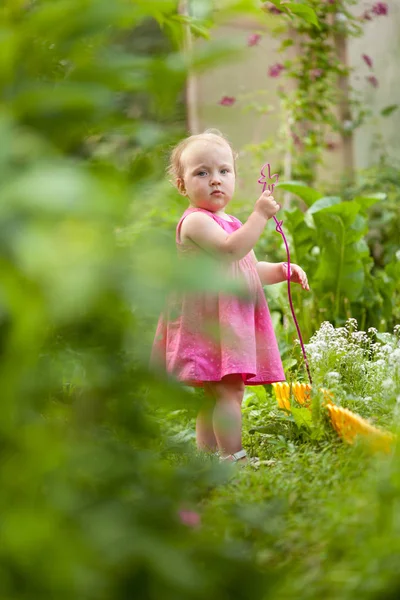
[[167, 129, 238, 187]]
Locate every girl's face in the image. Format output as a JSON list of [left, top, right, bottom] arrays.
[[177, 141, 236, 213]]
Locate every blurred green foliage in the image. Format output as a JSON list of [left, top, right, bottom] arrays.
[[2, 0, 400, 599], [0, 1, 276, 598]]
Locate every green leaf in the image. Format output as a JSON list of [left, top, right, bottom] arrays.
[[281, 39, 294, 49], [307, 196, 341, 215], [291, 407, 313, 430], [353, 193, 386, 211], [312, 202, 368, 309], [283, 207, 315, 263], [285, 3, 320, 28], [245, 385, 268, 404], [276, 181, 323, 207], [189, 23, 211, 39], [381, 104, 399, 117], [282, 358, 298, 371]]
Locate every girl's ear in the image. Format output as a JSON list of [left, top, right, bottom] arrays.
[[176, 178, 187, 196]]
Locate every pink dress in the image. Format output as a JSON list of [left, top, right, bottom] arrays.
[[151, 207, 285, 386]]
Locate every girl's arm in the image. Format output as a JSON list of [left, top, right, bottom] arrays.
[[254, 253, 309, 290], [180, 190, 279, 262], [181, 210, 267, 261]]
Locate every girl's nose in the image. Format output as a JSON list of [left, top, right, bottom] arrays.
[[210, 172, 221, 185]]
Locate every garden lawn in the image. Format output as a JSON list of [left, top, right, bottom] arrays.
[[166, 320, 400, 599], [200, 439, 400, 600]]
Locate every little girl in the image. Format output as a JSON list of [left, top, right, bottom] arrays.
[[152, 130, 309, 463]]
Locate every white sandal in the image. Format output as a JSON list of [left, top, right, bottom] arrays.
[[221, 449, 259, 466], [221, 449, 247, 462]]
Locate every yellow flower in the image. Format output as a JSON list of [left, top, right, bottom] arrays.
[[272, 381, 395, 454]]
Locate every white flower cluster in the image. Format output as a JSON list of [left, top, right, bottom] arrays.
[[305, 319, 400, 403]]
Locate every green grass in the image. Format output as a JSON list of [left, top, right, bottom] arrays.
[[199, 438, 400, 599]]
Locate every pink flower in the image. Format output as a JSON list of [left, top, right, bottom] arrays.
[[247, 33, 262, 47], [325, 140, 337, 151], [291, 132, 302, 147], [179, 510, 201, 528], [310, 68, 324, 80], [372, 2, 388, 15], [361, 11, 372, 20], [262, 2, 282, 14], [268, 63, 285, 78], [219, 96, 236, 106], [367, 75, 379, 88], [362, 54, 373, 68]]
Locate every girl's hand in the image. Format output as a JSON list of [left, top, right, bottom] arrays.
[[254, 190, 280, 220], [283, 263, 310, 291]]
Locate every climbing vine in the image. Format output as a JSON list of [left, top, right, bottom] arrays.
[[261, 1, 389, 183]]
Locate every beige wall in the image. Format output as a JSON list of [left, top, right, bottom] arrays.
[[350, 0, 400, 170], [193, 3, 400, 196], [194, 18, 284, 203]]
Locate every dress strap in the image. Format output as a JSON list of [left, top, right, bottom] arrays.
[[176, 207, 223, 244]]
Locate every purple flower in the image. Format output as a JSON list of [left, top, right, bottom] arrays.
[[372, 2, 388, 15], [310, 68, 324, 80], [367, 75, 379, 88], [247, 33, 262, 47], [268, 63, 285, 78], [219, 96, 236, 106], [362, 54, 373, 68]]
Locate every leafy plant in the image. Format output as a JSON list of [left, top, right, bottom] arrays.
[[260, 180, 392, 340]]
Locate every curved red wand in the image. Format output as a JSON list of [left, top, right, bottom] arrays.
[[258, 163, 312, 384]]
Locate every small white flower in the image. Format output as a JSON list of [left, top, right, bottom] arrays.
[[336, 12, 348, 23], [327, 371, 341, 380], [382, 378, 393, 390], [392, 348, 400, 360]]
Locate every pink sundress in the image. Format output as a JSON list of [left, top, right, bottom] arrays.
[[151, 207, 285, 386]]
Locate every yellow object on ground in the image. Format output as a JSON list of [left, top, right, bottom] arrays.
[[272, 382, 395, 454], [272, 382, 332, 410]]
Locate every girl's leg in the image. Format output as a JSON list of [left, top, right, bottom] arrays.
[[209, 374, 245, 458], [196, 388, 218, 452]]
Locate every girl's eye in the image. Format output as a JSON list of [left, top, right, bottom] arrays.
[[197, 171, 207, 177], [221, 169, 229, 175]]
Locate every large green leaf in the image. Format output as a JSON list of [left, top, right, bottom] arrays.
[[308, 196, 341, 215], [312, 202, 368, 311], [276, 181, 323, 207], [352, 193, 386, 212], [283, 207, 316, 264]]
